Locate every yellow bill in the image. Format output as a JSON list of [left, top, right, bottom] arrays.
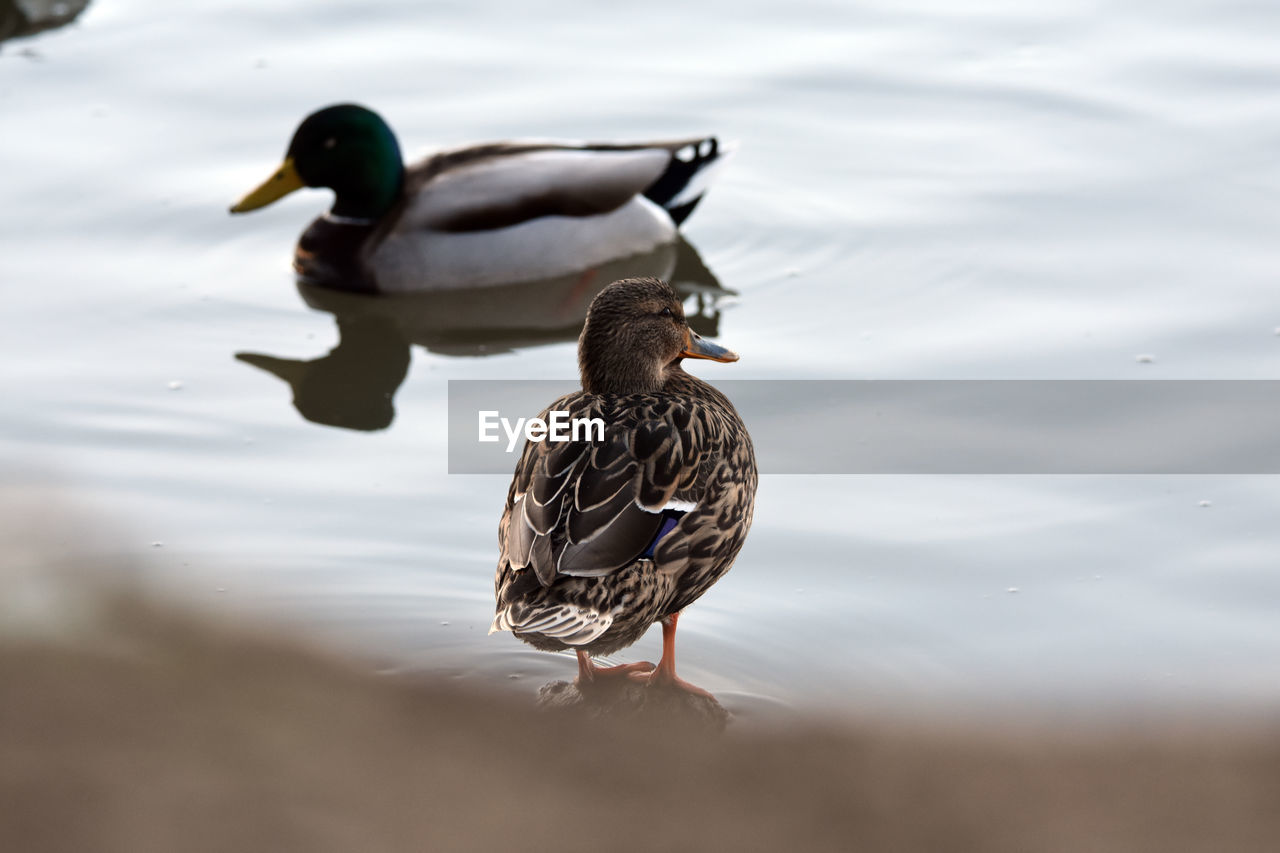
[[229, 157, 305, 213]]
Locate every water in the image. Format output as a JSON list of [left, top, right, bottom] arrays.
[[3, 0, 1280, 716]]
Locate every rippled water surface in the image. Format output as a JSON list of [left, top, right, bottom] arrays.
[[4, 0, 1280, 716]]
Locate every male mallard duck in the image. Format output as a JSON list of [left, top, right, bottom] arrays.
[[229, 104, 732, 294], [491, 277, 757, 695]]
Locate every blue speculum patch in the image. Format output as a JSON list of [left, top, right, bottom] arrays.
[[641, 511, 685, 559]]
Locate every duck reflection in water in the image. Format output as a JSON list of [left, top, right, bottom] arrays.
[[237, 238, 734, 431]]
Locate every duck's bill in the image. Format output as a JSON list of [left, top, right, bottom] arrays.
[[680, 330, 738, 363], [229, 157, 305, 213]]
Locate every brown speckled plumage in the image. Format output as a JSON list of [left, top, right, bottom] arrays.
[[491, 278, 757, 665]]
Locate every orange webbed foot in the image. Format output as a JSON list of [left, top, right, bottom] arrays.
[[627, 667, 715, 700], [574, 651, 655, 688]]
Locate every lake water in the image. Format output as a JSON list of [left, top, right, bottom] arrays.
[[4, 0, 1280, 718]]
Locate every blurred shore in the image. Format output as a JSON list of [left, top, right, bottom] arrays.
[[3, 499, 1279, 852]]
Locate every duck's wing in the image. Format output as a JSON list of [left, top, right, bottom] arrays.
[[397, 138, 724, 233], [500, 395, 703, 587]]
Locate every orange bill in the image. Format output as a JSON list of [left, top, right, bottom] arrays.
[[680, 330, 738, 362]]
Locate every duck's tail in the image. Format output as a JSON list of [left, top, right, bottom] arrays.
[[489, 601, 614, 646], [642, 137, 736, 226]]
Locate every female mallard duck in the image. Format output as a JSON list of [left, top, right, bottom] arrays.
[[229, 104, 731, 294], [491, 277, 757, 695]]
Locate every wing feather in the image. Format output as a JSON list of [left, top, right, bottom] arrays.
[[498, 394, 705, 587], [573, 459, 637, 512], [405, 148, 670, 233], [507, 495, 537, 569]]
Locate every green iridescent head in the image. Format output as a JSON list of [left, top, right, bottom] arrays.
[[230, 103, 405, 220]]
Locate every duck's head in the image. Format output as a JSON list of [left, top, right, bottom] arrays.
[[230, 103, 404, 220], [579, 277, 738, 395]]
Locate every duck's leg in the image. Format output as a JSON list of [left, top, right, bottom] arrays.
[[575, 650, 654, 686], [629, 613, 713, 698]]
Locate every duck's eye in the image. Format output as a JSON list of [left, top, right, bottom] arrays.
[[323, 137, 338, 149], [660, 307, 673, 318]]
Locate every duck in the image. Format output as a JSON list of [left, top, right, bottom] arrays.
[[229, 104, 733, 294], [490, 276, 757, 695]]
